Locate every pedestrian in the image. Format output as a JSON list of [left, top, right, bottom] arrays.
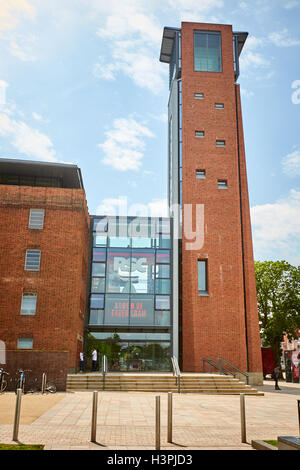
[[92, 348, 98, 372], [79, 351, 85, 373], [272, 365, 281, 390]]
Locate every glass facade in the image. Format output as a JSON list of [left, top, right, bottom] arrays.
[[87, 216, 172, 372], [194, 31, 222, 73]]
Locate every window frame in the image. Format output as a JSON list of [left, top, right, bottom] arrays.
[[29, 209, 45, 230], [196, 170, 206, 179], [198, 259, 209, 296], [194, 30, 222, 73], [218, 180, 228, 189], [25, 249, 41, 271], [20, 293, 38, 316]]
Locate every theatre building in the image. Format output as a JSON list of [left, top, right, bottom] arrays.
[[0, 21, 263, 386], [86, 216, 173, 372]]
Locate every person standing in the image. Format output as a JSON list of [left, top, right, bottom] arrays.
[[92, 348, 98, 372], [272, 365, 281, 390], [79, 351, 85, 373]]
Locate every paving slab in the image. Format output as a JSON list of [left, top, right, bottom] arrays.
[[0, 381, 299, 450]]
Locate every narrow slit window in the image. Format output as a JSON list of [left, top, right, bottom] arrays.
[[194, 93, 204, 99], [195, 131, 205, 138], [216, 140, 226, 147], [215, 103, 224, 109], [196, 170, 206, 179], [198, 260, 208, 295], [218, 180, 228, 189]]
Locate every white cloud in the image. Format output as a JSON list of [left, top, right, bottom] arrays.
[[0, 111, 57, 162], [251, 190, 300, 265], [268, 29, 300, 47], [99, 117, 154, 171], [0, 0, 35, 33], [240, 88, 254, 98], [32, 111, 42, 121], [8, 33, 37, 61], [282, 149, 300, 177], [283, 0, 299, 9], [96, 196, 168, 217], [166, 0, 223, 20], [92, 1, 166, 94]]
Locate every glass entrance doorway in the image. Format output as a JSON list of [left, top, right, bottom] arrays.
[[87, 332, 171, 372]]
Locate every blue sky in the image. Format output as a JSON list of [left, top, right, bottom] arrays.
[[0, 0, 299, 265]]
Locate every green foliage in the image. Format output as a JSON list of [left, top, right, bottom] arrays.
[[0, 443, 44, 450], [255, 260, 300, 364]]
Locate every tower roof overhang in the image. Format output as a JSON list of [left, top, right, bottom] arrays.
[[159, 27, 181, 63], [160, 26, 248, 63], [233, 31, 248, 56]]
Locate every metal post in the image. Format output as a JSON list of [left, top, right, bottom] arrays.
[[297, 400, 300, 437], [91, 391, 98, 443], [155, 396, 160, 450], [240, 393, 246, 443], [42, 373, 46, 394], [13, 388, 22, 441], [167, 392, 173, 443]]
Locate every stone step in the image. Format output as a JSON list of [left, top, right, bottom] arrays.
[[66, 373, 263, 395]]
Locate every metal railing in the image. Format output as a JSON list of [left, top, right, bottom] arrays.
[[171, 356, 181, 393], [219, 357, 249, 385], [202, 357, 249, 385], [101, 355, 107, 390]]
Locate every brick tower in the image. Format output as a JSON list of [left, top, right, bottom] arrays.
[[160, 22, 263, 385]]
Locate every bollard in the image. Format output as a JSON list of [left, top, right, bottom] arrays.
[[240, 393, 247, 443], [155, 396, 160, 450], [167, 392, 173, 443], [13, 388, 22, 441], [298, 400, 300, 437], [91, 391, 98, 443], [41, 373, 47, 394]]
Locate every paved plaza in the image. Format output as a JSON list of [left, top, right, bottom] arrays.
[[0, 381, 299, 450]]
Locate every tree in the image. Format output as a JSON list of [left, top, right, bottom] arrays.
[[255, 260, 300, 367]]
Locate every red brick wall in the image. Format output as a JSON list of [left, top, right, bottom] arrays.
[[180, 22, 262, 374], [4, 350, 68, 392], [0, 185, 90, 370]]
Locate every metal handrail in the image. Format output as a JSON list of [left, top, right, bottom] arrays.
[[171, 356, 181, 393], [202, 359, 236, 378], [218, 357, 249, 385]]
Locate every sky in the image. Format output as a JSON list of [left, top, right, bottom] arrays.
[[0, 0, 299, 266]]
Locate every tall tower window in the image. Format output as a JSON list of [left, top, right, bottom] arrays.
[[198, 260, 208, 295], [194, 31, 222, 73]]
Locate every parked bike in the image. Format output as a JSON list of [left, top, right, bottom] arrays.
[[0, 368, 9, 393], [15, 369, 32, 394]]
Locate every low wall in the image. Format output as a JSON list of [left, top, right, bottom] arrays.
[[2, 350, 68, 392]]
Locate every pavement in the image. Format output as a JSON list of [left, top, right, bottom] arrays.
[[0, 380, 299, 451]]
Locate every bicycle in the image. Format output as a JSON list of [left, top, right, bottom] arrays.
[[0, 368, 9, 393], [26, 375, 57, 394], [15, 369, 32, 394]]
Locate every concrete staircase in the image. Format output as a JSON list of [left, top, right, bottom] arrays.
[[67, 373, 264, 395]]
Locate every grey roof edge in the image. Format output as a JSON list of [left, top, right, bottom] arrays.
[[159, 26, 181, 63], [233, 31, 249, 56], [0, 157, 79, 169], [0, 157, 84, 190]]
